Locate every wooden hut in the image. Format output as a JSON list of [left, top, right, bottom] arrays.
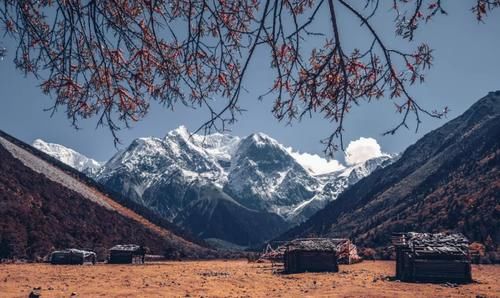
[[284, 238, 340, 273], [108, 244, 146, 264], [50, 249, 96, 265], [392, 232, 472, 283]]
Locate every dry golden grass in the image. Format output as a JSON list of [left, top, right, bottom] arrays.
[[0, 260, 498, 297]]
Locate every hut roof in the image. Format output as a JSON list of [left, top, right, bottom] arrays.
[[286, 238, 348, 252], [392, 232, 469, 257], [52, 248, 96, 257], [110, 244, 142, 252]]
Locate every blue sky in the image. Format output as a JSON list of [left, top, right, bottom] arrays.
[[0, 2, 498, 164]]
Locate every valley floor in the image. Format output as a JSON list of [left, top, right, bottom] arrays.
[[0, 260, 498, 297]]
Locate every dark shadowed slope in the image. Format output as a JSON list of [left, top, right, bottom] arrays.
[[0, 131, 214, 260], [174, 183, 289, 246], [280, 91, 500, 259]]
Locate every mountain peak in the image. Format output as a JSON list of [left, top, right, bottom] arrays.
[[168, 125, 191, 140], [250, 131, 271, 140], [245, 132, 281, 148], [33, 138, 47, 146], [474, 91, 500, 114], [487, 90, 500, 97]]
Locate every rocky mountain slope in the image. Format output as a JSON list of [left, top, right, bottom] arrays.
[[279, 91, 500, 261], [0, 130, 214, 260], [34, 127, 395, 247]]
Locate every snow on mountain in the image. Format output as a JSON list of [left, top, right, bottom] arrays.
[[32, 139, 103, 176], [191, 130, 241, 167]]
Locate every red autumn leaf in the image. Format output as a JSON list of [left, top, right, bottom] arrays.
[[218, 73, 227, 85]]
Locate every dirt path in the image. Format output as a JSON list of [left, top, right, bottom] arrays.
[[0, 260, 498, 297]]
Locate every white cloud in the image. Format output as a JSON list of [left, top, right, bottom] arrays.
[[286, 137, 386, 175], [344, 137, 383, 166], [286, 148, 345, 175]]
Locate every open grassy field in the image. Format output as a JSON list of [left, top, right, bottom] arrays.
[[0, 260, 498, 297]]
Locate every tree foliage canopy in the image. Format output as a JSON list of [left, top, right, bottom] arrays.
[[0, 0, 498, 153]]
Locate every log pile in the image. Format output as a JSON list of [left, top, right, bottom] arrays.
[[335, 239, 362, 264], [259, 243, 287, 262]]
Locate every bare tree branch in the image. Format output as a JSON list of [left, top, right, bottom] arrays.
[[0, 0, 497, 153]]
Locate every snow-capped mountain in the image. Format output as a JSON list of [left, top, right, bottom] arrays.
[[34, 126, 397, 246], [32, 139, 103, 176]]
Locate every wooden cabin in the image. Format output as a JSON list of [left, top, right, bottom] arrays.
[[108, 244, 146, 264], [284, 238, 340, 273], [50, 249, 96, 265], [392, 232, 472, 283], [262, 238, 360, 273]]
